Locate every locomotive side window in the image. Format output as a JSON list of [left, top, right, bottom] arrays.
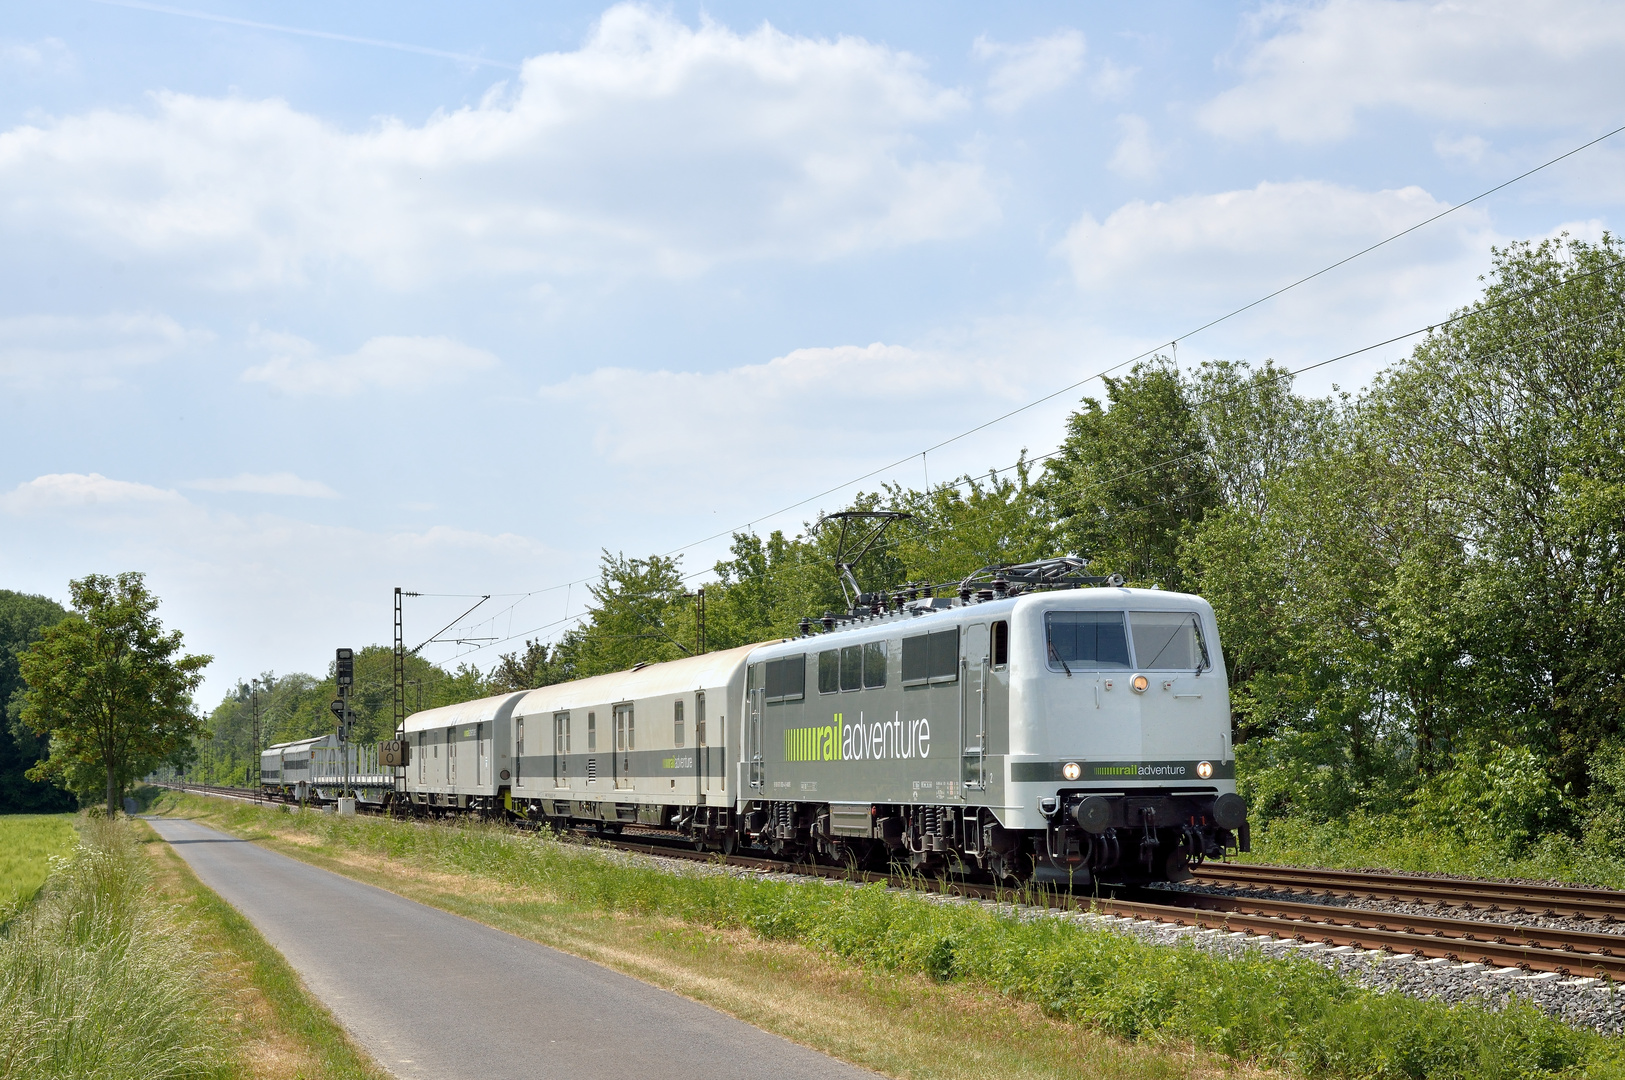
[[555, 712, 570, 754], [1129, 611, 1211, 670], [1045, 611, 1130, 670], [674, 699, 685, 747], [863, 641, 887, 688], [928, 628, 959, 683], [840, 645, 862, 691], [818, 651, 839, 694], [587, 711, 597, 751], [902, 634, 928, 685], [695, 691, 706, 745], [992, 621, 1009, 668], [903, 629, 959, 686], [764, 655, 806, 703]]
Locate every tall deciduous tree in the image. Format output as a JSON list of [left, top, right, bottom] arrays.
[[1040, 359, 1219, 589], [17, 573, 211, 814]]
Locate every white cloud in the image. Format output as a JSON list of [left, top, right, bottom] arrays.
[[1107, 115, 1163, 180], [1, 37, 73, 75], [535, 340, 1038, 516], [0, 311, 209, 386], [1, 472, 185, 512], [0, 5, 993, 289], [241, 331, 498, 395], [1201, 0, 1625, 143], [973, 29, 1086, 112], [1057, 180, 1498, 373], [186, 472, 339, 498], [0, 470, 554, 704]]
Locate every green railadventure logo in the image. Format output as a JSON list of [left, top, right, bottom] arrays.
[[784, 713, 931, 763]]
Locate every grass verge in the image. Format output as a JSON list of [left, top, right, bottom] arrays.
[[0, 815, 230, 1080], [0, 814, 79, 909], [133, 818, 394, 1080], [157, 792, 1625, 1080]]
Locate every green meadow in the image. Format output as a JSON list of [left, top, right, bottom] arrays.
[[0, 814, 78, 909]]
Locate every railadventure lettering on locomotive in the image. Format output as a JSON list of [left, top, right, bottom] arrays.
[[784, 713, 930, 763]]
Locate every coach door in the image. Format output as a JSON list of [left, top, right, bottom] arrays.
[[553, 712, 570, 788], [477, 722, 487, 787], [613, 704, 634, 789], [962, 624, 989, 791], [694, 692, 709, 799]]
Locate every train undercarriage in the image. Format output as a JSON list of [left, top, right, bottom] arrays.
[[486, 788, 1249, 886]]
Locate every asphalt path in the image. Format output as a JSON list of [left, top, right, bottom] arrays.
[[146, 816, 875, 1080]]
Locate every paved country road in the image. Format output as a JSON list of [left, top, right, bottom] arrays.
[[145, 817, 876, 1080]]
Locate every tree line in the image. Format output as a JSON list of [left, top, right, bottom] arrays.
[[5, 236, 1620, 844]]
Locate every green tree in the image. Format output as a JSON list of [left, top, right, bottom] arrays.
[[1374, 233, 1625, 792], [17, 573, 212, 814], [489, 639, 564, 693], [887, 457, 1053, 588], [553, 552, 691, 677], [1040, 359, 1219, 588], [0, 589, 75, 812]]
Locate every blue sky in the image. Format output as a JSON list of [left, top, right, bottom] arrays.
[[2, 0, 1621, 704]]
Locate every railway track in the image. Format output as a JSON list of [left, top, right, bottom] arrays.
[[1194, 862, 1625, 922], [164, 784, 1625, 979]]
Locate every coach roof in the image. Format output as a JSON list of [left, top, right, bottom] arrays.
[[512, 641, 765, 715], [403, 690, 528, 735]]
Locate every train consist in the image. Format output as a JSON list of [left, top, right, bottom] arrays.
[[264, 558, 1249, 885]]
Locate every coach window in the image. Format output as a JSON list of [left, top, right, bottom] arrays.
[[818, 650, 839, 694], [840, 645, 863, 691], [695, 691, 706, 745], [587, 711, 597, 751], [674, 699, 685, 747], [992, 621, 1009, 668]]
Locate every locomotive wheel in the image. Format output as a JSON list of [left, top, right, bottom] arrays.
[[719, 831, 738, 856]]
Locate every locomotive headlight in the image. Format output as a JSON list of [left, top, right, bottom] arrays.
[[1197, 760, 1214, 779], [1131, 674, 1149, 693], [1062, 761, 1082, 781]]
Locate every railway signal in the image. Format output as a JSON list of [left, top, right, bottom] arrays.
[[335, 647, 354, 687]]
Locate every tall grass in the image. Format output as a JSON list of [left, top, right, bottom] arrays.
[[165, 793, 1625, 1079], [0, 816, 230, 1080], [1245, 812, 1625, 890], [0, 815, 79, 909]]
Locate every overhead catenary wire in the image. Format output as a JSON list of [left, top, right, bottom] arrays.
[[415, 124, 1625, 662], [441, 259, 1625, 661]]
